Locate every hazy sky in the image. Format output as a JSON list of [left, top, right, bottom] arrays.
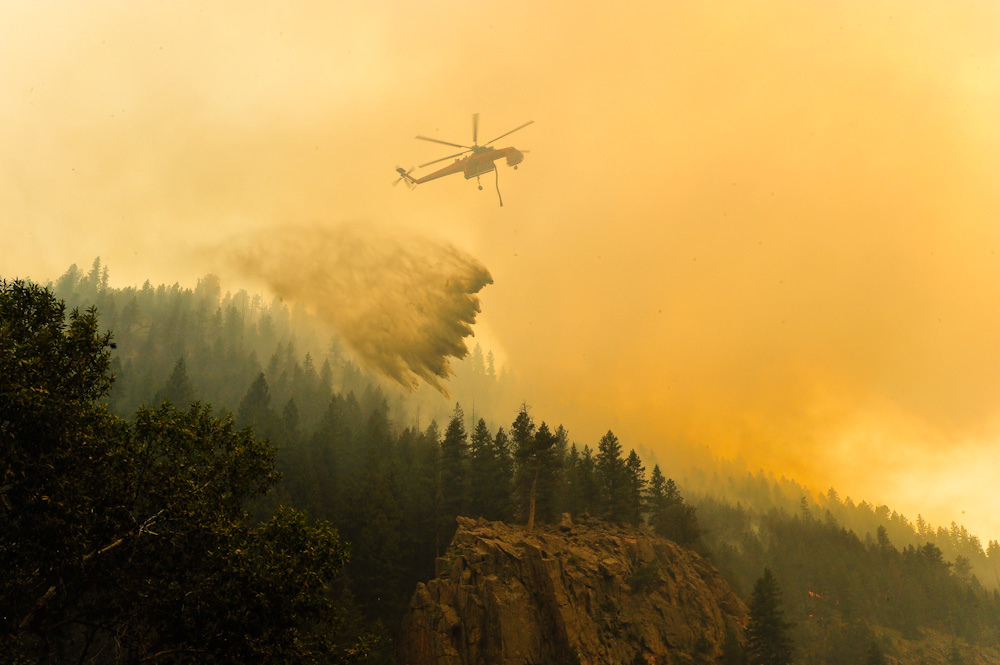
[[4, 1, 1000, 540]]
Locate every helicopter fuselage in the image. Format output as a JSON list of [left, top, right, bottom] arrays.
[[410, 146, 524, 184]]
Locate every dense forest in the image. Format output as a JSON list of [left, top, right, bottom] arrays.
[[5, 260, 1000, 664]]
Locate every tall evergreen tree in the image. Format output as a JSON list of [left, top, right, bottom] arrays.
[[647, 464, 667, 511], [624, 449, 646, 525], [511, 405, 561, 530], [153, 356, 196, 407], [491, 426, 515, 521], [529, 423, 560, 527], [236, 372, 278, 440], [746, 568, 794, 665], [596, 430, 630, 522], [468, 418, 497, 519], [440, 403, 469, 519], [512, 403, 538, 524], [647, 469, 701, 546], [282, 397, 300, 443]]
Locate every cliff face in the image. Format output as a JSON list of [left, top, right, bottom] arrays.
[[398, 516, 747, 665]]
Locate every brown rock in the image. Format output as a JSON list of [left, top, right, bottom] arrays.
[[398, 517, 747, 665]]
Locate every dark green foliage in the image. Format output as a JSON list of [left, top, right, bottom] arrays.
[[440, 403, 470, 518], [647, 466, 702, 546], [237, 372, 279, 440], [562, 443, 599, 516], [596, 430, 631, 522], [30, 265, 1000, 663], [529, 422, 561, 524], [511, 405, 562, 528], [746, 568, 794, 665], [511, 403, 538, 523], [624, 449, 646, 525], [0, 280, 364, 663], [468, 419, 513, 521], [153, 355, 196, 407]]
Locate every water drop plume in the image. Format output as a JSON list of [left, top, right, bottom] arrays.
[[227, 223, 493, 393]]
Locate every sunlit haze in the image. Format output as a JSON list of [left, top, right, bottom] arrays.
[[4, 1, 1000, 541]]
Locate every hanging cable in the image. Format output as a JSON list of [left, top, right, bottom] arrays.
[[494, 165, 503, 207]]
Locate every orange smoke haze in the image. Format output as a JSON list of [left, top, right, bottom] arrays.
[[3, 1, 1000, 539]]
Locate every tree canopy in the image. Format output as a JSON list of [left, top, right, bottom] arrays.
[[746, 568, 795, 665], [0, 280, 363, 664]]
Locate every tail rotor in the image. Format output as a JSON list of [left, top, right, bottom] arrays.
[[393, 166, 417, 189]]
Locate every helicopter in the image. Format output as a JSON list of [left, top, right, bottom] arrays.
[[395, 113, 533, 206]]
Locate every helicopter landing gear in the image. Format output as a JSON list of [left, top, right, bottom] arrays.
[[513, 165, 518, 170], [477, 176, 483, 190]]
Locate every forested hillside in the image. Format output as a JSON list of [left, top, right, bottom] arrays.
[[51, 258, 518, 434], [23, 262, 1000, 663]]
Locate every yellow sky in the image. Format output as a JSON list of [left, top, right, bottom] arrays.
[[4, 0, 1000, 540]]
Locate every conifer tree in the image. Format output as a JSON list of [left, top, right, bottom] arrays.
[[596, 430, 630, 522], [440, 403, 470, 519], [746, 568, 794, 665], [491, 426, 515, 521], [282, 397, 300, 442], [154, 356, 195, 407], [512, 403, 538, 524], [511, 405, 560, 530], [647, 469, 701, 546], [469, 418, 506, 520], [647, 464, 666, 510], [530, 423, 560, 526], [573, 445, 599, 516], [237, 372, 278, 439], [624, 449, 646, 525]]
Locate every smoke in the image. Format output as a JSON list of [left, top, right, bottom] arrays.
[[226, 223, 492, 392]]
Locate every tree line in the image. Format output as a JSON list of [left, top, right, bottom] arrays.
[[8, 264, 1000, 664], [1, 280, 376, 664]]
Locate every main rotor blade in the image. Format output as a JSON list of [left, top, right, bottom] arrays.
[[416, 135, 473, 150], [472, 112, 479, 145], [419, 150, 470, 168], [484, 120, 534, 145]]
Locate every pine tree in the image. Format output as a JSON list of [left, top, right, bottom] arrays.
[[624, 449, 646, 525], [530, 423, 560, 526], [512, 403, 538, 524], [647, 470, 702, 546], [154, 356, 195, 407], [596, 430, 630, 522], [440, 403, 469, 519], [647, 464, 666, 510], [237, 372, 278, 440], [746, 568, 794, 665], [491, 426, 515, 521], [469, 418, 498, 519], [511, 405, 560, 530]]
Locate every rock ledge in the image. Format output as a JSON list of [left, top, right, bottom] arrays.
[[398, 516, 747, 665]]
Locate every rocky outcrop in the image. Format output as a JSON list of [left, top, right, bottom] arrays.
[[398, 516, 747, 665]]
